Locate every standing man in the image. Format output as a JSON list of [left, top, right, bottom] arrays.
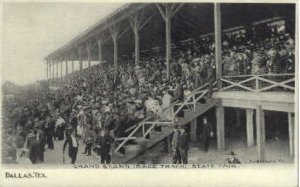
[[202, 116, 213, 152], [171, 125, 181, 164], [62, 129, 79, 164], [45, 115, 55, 150], [179, 126, 189, 164], [95, 129, 114, 164]]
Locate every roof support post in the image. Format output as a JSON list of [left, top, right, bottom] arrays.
[[96, 35, 103, 64], [56, 60, 59, 78], [49, 61, 51, 80], [214, 3, 222, 90], [60, 58, 63, 79], [256, 105, 266, 161], [216, 102, 225, 150], [156, 3, 183, 79], [78, 47, 83, 71], [110, 27, 119, 71], [86, 42, 92, 68], [128, 12, 154, 67], [46, 59, 49, 80], [52, 61, 55, 79], [72, 61, 74, 72], [288, 112, 294, 157], [65, 58, 68, 75]]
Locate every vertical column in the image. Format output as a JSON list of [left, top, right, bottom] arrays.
[[256, 105, 266, 161], [65, 59, 68, 75], [60, 60, 63, 79], [86, 42, 91, 68], [49, 62, 52, 80], [214, 3, 222, 90], [56, 61, 59, 78], [52, 61, 55, 79], [78, 48, 83, 71], [110, 27, 118, 71], [216, 103, 225, 149], [165, 18, 171, 78], [156, 3, 183, 79], [246, 108, 254, 147], [46, 60, 49, 80], [190, 118, 197, 142], [288, 112, 294, 157], [72, 61, 74, 72], [96, 34, 104, 64]]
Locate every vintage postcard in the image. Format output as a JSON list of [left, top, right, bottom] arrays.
[[0, 0, 298, 186]]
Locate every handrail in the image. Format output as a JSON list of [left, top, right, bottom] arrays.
[[221, 74, 295, 92], [222, 73, 295, 78], [114, 82, 214, 153]]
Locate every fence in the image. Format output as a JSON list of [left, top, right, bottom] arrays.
[[220, 73, 295, 92]]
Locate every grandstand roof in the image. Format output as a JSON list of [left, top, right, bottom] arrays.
[[45, 3, 295, 61]]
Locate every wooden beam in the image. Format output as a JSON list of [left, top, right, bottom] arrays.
[[246, 109, 254, 147], [288, 112, 294, 157], [256, 105, 266, 161], [216, 103, 225, 150], [214, 3, 222, 90]]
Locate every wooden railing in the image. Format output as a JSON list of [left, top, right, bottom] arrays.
[[114, 82, 217, 153], [220, 73, 295, 92]]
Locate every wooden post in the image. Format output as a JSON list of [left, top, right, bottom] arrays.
[[214, 3, 222, 90], [65, 59, 68, 75], [56, 61, 58, 78], [72, 61, 74, 72], [190, 118, 197, 142], [49, 62, 51, 80], [156, 3, 183, 79], [216, 103, 225, 149], [86, 42, 91, 68], [46, 60, 49, 80], [166, 18, 171, 79], [288, 112, 294, 157], [129, 12, 154, 67], [246, 108, 254, 147], [52, 61, 55, 79], [110, 27, 118, 71], [256, 105, 266, 161], [96, 35, 103, 64], [129, 15, 140, 67], [60, 60, 63, 79], [78, 48, 83, 71]]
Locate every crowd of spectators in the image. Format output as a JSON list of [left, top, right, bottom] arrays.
[[2, 18, 295, 164]]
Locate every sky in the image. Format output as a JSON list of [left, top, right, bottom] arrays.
[[2, 2, 124, 85]]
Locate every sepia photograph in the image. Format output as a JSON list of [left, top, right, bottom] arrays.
[[0, 0, 298, 186]]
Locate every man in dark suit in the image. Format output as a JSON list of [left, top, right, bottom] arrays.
[[26, 129, 40, 164], [63, 129, 79, 164], [202, 117, 213, 152], [179, 126, 189, 164], [224, 151, 241, 164], [45, 115, 55, 150], [95, 129, 114, 164]]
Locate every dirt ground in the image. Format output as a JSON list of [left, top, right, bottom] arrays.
[[134, 137, 294, 164]]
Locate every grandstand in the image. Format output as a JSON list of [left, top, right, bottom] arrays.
[[5, 3, 294, 164]]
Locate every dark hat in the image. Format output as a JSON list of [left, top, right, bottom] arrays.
[[226, 151, 236, 156]]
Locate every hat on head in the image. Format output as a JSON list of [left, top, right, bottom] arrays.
[[226, 151, 236, 156]]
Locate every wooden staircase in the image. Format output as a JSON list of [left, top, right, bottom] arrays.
[[112, 83, 220, 164]]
